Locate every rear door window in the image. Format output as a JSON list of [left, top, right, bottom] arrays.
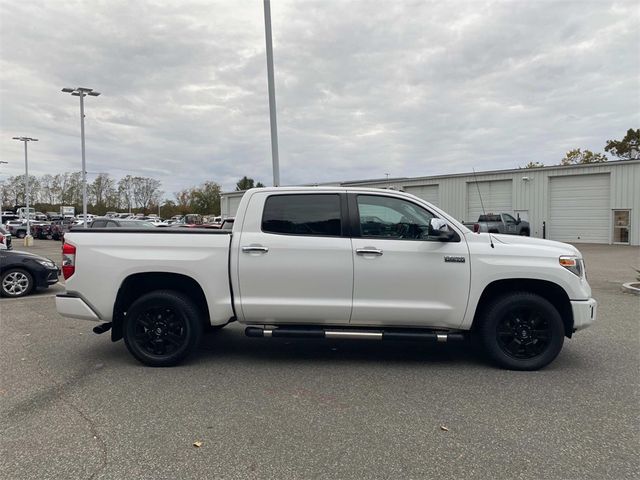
[[262, 194, 342, 237]]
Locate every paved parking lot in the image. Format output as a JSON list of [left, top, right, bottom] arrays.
[[1, 240, 639, 480]]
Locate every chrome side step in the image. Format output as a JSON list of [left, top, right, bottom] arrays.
[[245, 327, 464, 343]]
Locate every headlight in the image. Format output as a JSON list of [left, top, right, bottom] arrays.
[[36, 259, 56, 268], [559, 255, 583, 277]]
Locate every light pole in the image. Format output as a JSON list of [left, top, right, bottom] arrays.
[[11, 137, 38, 244], [62, 87, 101, 228], [0, 161, 7, 220], [263, 0, 280, 187]]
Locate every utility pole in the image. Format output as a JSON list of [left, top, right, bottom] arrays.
[[11, 137, 38, 245], [263, 0, 280, 187], [61, 87, 101, 227]]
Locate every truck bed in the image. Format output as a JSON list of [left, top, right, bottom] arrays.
[[61, 229, 234, 325]]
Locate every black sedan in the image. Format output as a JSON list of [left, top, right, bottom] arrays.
[[0, 250, 60, 298]]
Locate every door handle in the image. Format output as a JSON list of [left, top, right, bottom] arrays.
[[356, 248, 383, 256], [242, 245, 269, 253]]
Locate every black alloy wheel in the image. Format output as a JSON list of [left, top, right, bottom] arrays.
[[479, 292, 564, 370], [123, 290, 202, 367], [496, 308, 551, 359]]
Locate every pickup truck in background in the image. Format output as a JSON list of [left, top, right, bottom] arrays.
[[464, 213, 530, 236], [56, 187, 596, 370]]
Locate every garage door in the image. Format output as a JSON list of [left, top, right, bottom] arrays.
[[404, 184, 439, 206], [466, 180, 512, 221], [549, 174, 610, 243]]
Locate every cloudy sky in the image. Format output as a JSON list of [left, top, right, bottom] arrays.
[[0, 0, 638, 196]]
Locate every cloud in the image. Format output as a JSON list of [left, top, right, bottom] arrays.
[[1, 0, 638, 197]]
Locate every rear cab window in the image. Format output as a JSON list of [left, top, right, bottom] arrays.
[[262, 194, 343, 237]]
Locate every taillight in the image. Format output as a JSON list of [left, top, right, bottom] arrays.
[[473, 223, 480, 233], [0, 234, 4, 244], [62, 243, 76, 279]]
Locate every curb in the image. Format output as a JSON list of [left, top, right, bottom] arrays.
[[621, 282, 640, 296]]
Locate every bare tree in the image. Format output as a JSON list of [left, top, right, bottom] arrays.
[[90, 173, 116, 207], [132, 176, 161, 212]]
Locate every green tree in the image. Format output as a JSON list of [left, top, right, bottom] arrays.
[[561, 149, 607, 166], [522, 161, 544, 168], [235, 176, 265, 191], [191, 181, 221, 215], [604, 128, 639, 160]]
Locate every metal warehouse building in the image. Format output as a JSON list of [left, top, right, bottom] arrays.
[[221, 159, 640, 246]]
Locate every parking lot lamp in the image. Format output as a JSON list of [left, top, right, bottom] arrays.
[[61, 87, 101, 228], [11, 137, 38, 243]]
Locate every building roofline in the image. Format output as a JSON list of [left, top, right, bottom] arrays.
[[339, 159, 639, 186], [223, 158, 639, 195]]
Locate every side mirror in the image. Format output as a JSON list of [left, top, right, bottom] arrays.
[[429, 218, 456, 241]]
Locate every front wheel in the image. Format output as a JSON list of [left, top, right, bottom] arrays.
[[479, 292, 564, 370], [123, 290, 203, 367], [1, 269, 34, 297]]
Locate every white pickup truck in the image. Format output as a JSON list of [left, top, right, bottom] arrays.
[[56, 187, 596, 370]]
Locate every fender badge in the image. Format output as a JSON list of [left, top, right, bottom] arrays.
[[444, 256, 466, 263]]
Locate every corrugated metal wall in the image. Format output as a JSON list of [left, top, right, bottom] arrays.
[[344, 161, 640, 245], [221, 160, 640, 245]]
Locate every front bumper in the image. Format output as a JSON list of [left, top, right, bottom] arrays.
[[35, 266, 60, 288], [571, 298, 597, 331], [56, 294, 101, 321]]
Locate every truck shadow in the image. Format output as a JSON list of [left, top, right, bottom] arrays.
[[197, 324, 483, 367]]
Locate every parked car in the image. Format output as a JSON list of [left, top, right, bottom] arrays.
[[1, 211, 18, 223], [463, 213, 530, 236], [32, 223, 55, 240], [46, 212, 63, 221], [76, 214, 97, 223], [6, 221, 53, 239], [56, 187, 596, 370], [0, 226, 13, 250], [88, 218, 156, 228], [5, 220, 28, 239], [1, 250, 59, 297], [105, 211, 118, 218], [49, 220, 70, 241]]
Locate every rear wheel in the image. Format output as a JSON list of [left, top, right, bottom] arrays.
[[123, 290, 203, 367], [17, 230, 26, 239], [479, 292, 564, 370]]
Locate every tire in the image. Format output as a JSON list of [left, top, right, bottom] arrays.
[[1, 268, 34, 298], [17, 230, 26, 239], [479, 292, 564, 370], [123, 290, 203, 367], [519, 229, 530, 236]]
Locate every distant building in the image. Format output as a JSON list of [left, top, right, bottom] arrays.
[[221, 159, 640, 245]]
